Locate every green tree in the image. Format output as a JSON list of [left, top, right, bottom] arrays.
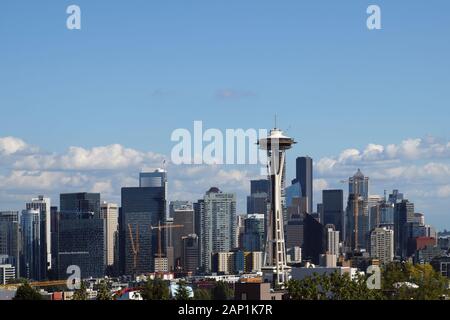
[[72, 281, 88, 301], [287, 272, 383, 301], [175, 281, 191, 300], [140, 278, 170, 300], [96, 281, 112, 301], [212, 281, 233, 300], [13, 282, 42, 300], [194, 288, 212, 300], [382, 262, 448, 300]]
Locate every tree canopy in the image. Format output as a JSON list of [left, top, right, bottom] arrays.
[[140, 278, 170, 300], [287, 262, 449, 300], [13, 282, 42, 300]]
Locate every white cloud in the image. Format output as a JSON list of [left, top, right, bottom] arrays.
[[14, 144, 165, 171], [0, 137, 28, 155], [437, 185, 450, 198], [313, 179, 328, 192]]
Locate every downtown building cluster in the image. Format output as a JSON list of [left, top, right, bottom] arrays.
[[1, 160, 450, 291]]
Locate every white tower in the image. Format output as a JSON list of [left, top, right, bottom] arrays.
[[258, 127, 296, 288]]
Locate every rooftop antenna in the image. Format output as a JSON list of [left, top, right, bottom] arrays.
[[274, 114, 277, 129]]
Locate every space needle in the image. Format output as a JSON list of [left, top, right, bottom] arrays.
[[258, 124, 296, 288]]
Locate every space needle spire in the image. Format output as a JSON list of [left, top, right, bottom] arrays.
[[258, 125, 296, 288]]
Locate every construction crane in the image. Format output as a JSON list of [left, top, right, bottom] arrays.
[[150, 222, 184, 259], [128, 223, 140, 274]]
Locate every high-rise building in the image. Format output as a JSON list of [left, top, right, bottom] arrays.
[[388, 189, 404, 205], [0, 263, 15, 285], [302, 213, 325, 264], [235, 215, 246, 250], [345, 169, 370, 252], [181, 234, 199, 273], [247, 179, 269, 225], [293, 156, 313, 214], [212, 252, 234, 275], [50, 206, 59, 275], [121, 183, 166, 275], [368, 195, 383, 231], [285, 214, 304, 249], [60, 193, 101, 217], [349, 169, 369, 200], [57, 211, 105, 279], [139, 169, 167, 188], [243, 214, 265, 252], [345, 194, 369, 252], [100, 202, 119, 268], [326, 225, 340, 256], [379, 201, 395, 229], [370, 227, 394, 265], [26, 195, 51, 277], [169, 201, 195, 271], [322, 190, 344, 240], [21, 209, 41, 280], [287, 247, 302, 264], [198, 187, 236, 273], [414, 213, 425, 226], [0, 211, 20, 278], [394, 199, 414, 258]]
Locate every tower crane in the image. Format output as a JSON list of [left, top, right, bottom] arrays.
[[128, 223, 140, 274], [150, 222, 184, 259]]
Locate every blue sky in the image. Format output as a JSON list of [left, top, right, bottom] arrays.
[[1, 1, 450, 229]]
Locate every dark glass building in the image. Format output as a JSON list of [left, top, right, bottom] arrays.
[[60, 193, 101, 217], [242, 214, 265, 252], [322, 190, 344, 241], [302, 213, 325, 264], [181, 234, 199, 273], [169, 201, 195, 271], [57, 211, 105, 279], [120, 186, 166, 275], [0, 211, 21, 278], [394, 199, 414, 258], [293, 157, 313, 214], [247, 179, 269, 215]]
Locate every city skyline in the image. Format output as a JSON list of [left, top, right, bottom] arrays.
[[1, 1, 450, 229], [0, 134, 449, 230]]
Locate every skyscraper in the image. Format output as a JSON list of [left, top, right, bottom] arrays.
[[198, 187, 236, 273], [293, 157, 313, 214], [394, 199, 415, 258], [368, 195, 383, 231], [243, 214, 265, 252], [181, 234, 199, 273], [302, 213, 325, 264], [349, 169, 369, 200], [60, 193, 101, 217], [322, 190, 344, 240], [285, 214, 304, 249], [247, 179, 269, 216], [0, 211, 20, 279], [26, 195, 51, 278], [50, 206, 59, 275], [326, 225, 340, 256], [139, 169, 167, 188], [345, 169, 370, 252], [169, 201, 195, 271], [20, 209, 41, 280], [57, 211, 105, 279], [100, 202, 119, 268], [121, 184, 166, 275], [370, 227, 394, 265]]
